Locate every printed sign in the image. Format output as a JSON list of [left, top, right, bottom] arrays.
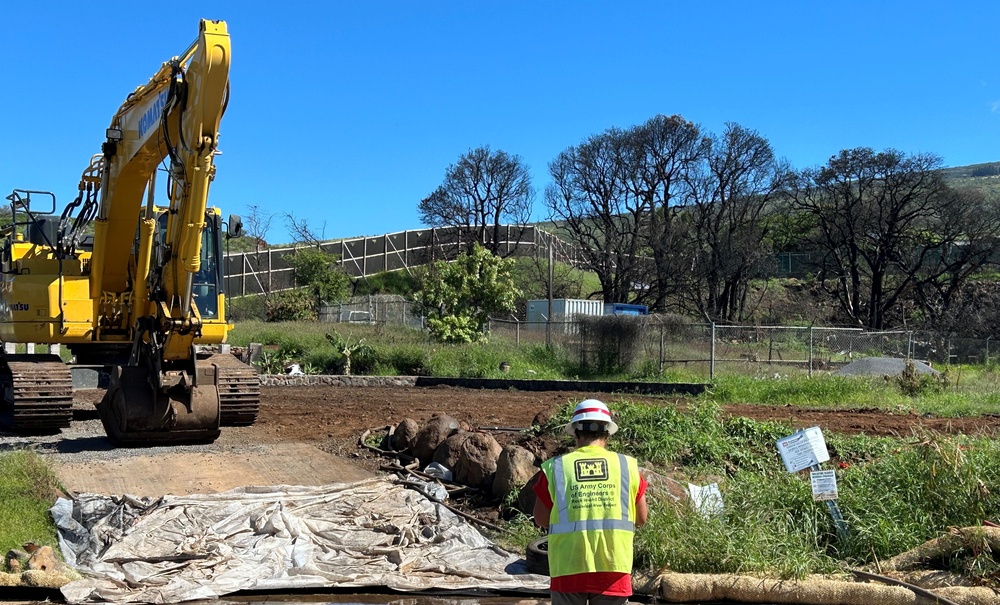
[[688, 483, 724, 518], [810, 470, 838, 501], [776, 426, 830, 473]]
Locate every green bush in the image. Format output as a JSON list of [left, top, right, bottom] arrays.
[[379, 346, 429, 376], [284, 248, 351, 304], [226, 295, 267, 322], [265, 290, 317, 322]]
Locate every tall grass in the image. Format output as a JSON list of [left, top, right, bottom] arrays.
[[0, 451, 61, 551], [706, 372, 1000, 416], [228, 320, 577, 378], [537, 398, 1000, 580]]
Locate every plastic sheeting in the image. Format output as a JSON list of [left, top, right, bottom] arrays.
[[52, 478, 548, 604]]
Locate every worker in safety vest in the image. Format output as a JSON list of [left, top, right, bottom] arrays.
[[533, 399, 648, 605]]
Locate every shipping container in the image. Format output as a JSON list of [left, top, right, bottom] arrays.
[[526, 299, 604, 331], [604, 303, 649, 316]]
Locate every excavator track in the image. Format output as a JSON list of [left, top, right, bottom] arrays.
[[0, 354, 73, 433], [209, 353, 260, 426]]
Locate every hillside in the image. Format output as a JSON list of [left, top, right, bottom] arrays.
[[940, 160, 1000, 198]]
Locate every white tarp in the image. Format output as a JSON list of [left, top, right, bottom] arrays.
[[52, 477, 548, 604]]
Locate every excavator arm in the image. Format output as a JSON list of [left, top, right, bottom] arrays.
[[90, 20, 246, 444], [91, 19, 230, 355]]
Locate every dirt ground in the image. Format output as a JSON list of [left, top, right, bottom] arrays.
[[56, 384, 1000, 500], [256, 384, 1000, 441], [252, 384, 1000, 470]]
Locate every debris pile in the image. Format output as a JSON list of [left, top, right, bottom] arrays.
[[0, 543, 80, 588]]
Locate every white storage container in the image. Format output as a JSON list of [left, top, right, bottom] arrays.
[[526, 299, 604, 326]]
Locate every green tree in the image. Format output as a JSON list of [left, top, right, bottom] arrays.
[[285, 248, 351, 304], [414, 244, 521, 343]]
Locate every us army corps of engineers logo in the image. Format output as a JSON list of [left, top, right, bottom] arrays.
[[574, 458, 609, 481]]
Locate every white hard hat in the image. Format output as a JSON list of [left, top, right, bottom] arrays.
[[564, 399, 619, 436]]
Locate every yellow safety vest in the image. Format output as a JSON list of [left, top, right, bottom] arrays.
[[542, 445, 640, 577]]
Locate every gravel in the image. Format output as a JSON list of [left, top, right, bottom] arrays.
[[0, 411, 265, 466], [833, 356, 939, 376]]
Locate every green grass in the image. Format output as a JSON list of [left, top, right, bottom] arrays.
[[524, 397, 1000, 581], [705, 370, 1000, 417], [228, 320, 579, 379], [0, 451, 61, 552]]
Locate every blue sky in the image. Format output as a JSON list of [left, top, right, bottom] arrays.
[[3, 1, 998, 244]]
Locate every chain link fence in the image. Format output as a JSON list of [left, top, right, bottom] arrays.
[[318, 295, 423, 328], [487, 316, 996, 380]]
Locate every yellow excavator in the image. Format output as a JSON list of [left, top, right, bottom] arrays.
[[0, 19, 259, 444]]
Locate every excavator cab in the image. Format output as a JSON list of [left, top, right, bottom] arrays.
[[155, 210, 223, 319]]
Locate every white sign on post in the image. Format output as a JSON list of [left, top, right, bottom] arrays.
[[810, 470, 838, 501], [776, 426, 830, 473]]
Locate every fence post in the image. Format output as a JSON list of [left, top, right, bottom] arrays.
[[267, 249, 272, 293], [710, 323, 716, 381], [808, 327, 814, 379], [659, 323, 664, 372]]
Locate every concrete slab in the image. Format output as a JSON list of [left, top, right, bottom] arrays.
[[53, 443, 373, 497]]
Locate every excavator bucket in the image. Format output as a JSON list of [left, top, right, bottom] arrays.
[[96, 363, 221, 446]]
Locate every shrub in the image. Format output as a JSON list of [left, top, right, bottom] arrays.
[[284, 248, 351, 304], [895, 359, 950, 396], [577, 315, 646, 375], [265, 290, 317, 322], [226, 295, 267, 322]]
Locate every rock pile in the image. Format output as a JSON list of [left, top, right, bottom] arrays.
[[390, 413, 541, 506]]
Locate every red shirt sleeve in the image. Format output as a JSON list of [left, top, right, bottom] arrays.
[[533, 471, 552, 508]]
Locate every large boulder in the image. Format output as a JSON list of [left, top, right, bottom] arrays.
[[453, 432, 503, 488], [412, 414, 462, 463], [391, 418, 420, 452], [432, 432, 470, 469], [26, 546, 57, 573], [492, 445, 538, 500], [517, 470, 544, 516]]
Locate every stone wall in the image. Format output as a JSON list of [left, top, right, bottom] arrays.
[[260, 375, 418, 387]]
